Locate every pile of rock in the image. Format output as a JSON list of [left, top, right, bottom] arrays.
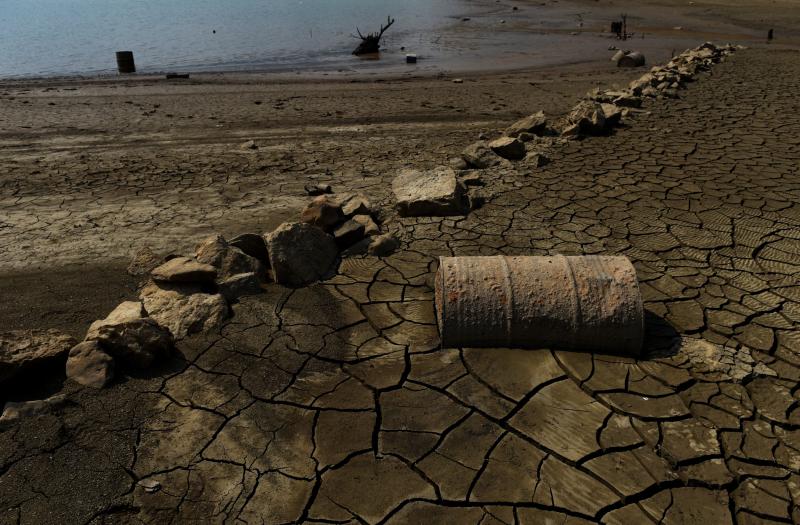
[[294, 192, 399, 260], [460, 110, 554, 169], [629, 42, 738, 99], [568, 42, 739, 138]]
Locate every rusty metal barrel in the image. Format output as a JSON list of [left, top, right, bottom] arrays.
[[435, 255, 644, 355], [116, 51, 136, 73]]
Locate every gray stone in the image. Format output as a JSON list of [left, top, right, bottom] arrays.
[[334, 220, 366, 249], [66, 340, 115, 388], [525, 152, 550, 167], [488, 136, 526, 160], [265, 222, 339, 287], [352, 214, 381, 236], [304, 183, 333, 196], [300, 195, 343, 232], [393, 167, 469, 217], [151, 257, 217, 284], [565, 101, 608, 136], [195, 234, 263, 280], [218, 272, 263, 301], [340, 194, 372, 218], [0, 395, 66, 428], [505, 111, 547, 137], [140, 282, 228, 340], [600, 103, 623, 126], [91, 318, 174, 369], [461, 141, 500, 169], [369, 234, 401, 256], [0, 330, 77, 385], [86, 301, 145, 340], [229, 233, 269, 265]]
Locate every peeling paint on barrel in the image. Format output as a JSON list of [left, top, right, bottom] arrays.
[[435, 255, 644, 355]]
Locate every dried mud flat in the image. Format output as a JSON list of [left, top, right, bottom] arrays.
[[2, 46, 800, 524]]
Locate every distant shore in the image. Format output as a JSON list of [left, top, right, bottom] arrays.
[[2, 0, 798, 82]]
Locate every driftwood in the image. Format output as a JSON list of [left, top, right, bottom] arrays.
[[352, 16, 395, 55]]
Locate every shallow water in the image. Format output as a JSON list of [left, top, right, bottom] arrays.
[[0, 0, 470, 78]]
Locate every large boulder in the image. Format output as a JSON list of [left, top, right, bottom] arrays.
[[0, 330, 76, 385], [505, 110, 547, 137], [86, 301, 145, 340], [151, 257, 216, 284], [140, 282, 228, 339], [195, 234, 264, 281], [564, 101, 607, 136], [488, 136, 526, 160], [265, 222, 339, 287], [461, 141, 500, 169], [91, 318, 173, 369], [300, 195, 344, 232], [66, 340, 115, 388], [393, 167, 469, 217]]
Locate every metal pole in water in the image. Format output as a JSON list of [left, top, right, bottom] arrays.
[[116, 51, 136, 74]]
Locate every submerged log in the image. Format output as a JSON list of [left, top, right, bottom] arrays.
[[352, 16, 395, 55]]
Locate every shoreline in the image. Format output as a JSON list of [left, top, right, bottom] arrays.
[[3, 0, 798, 84]]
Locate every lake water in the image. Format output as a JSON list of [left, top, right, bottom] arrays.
[[0, 0, 472, 78]]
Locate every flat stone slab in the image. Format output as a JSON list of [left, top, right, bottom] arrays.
[[393, 167, 468, 217]]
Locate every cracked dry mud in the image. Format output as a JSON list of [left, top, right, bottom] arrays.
[[2, 48, 800, 524]]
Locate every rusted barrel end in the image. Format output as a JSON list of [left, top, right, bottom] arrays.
[[435, 255, 644, 355], [116, 51, 136, 74]]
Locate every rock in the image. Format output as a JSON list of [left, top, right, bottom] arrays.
[[265, 222, 339, 287], [86, 301, 145, 340], [369, 233, 400, 256], [229, 233, 269, 265], [66, 340, 114, 388], [460, 171, 484, 186], [505, 111, 547, 137], [449, 157, 468, 170], [561, 123, 581, 138], [0, 330, 77, 385], [91, 318, 173, 369], [334, 220, 366, 249], [565, 101, 607, 136], [525, 152, 550, 167], [351, 214, 381, 236], [488, 136, 526, 160], [617, 52, 646, 68], [300, 195, 344, 232], [600, 103, 623, 126], [393, 167, 469, 217], [240, 139, 257, 150], [151, 257, 217, 284], [195, 234, 263, 280], [0, 395, 66, 428], [138, 479, 162, 494], [127, 246, 162, 277], [461, 141, 500, 169], [304, 183, 333, 196], [218, 272, 263, 301], [340, 193, 372, 217], [140, 282, 228, 340]]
